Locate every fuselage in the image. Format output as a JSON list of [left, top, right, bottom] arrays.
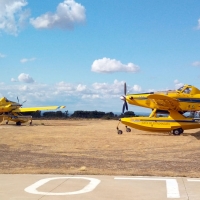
[[125, 84, 200, 112], [0, 97, 21, 112]]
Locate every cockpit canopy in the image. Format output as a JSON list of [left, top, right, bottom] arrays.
[[177, 84, 200, 95], [177, 85, 192, 94], [0, 97, 15, 103]]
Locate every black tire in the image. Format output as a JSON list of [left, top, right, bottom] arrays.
[[178, 128, 184, 134], [118, 130, 123, 135], [126, 128, 131, 132], [16, 121, 21, 126], [172, 128, 182, 135]]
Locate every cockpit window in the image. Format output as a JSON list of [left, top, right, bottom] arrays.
[[5, 98, 15, 103], [177, 86, 184, 92], [183, 87, 191, 94]]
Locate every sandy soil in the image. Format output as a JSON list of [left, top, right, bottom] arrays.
[[0, 119, 200, 177]]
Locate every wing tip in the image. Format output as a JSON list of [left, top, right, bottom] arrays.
[[57, 106, 66, 109]]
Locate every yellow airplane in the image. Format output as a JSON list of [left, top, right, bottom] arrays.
[[117, 83, 200, 135], [0, 97, 65, 125]]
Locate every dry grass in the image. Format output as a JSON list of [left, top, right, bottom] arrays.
[[0, 119, 200, 177]]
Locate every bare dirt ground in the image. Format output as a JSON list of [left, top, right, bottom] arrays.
[[0, 119, 200, 177]]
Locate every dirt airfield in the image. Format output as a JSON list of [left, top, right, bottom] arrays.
[[0, 119, 200, 177]]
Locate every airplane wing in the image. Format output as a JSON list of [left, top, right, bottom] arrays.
[[147, 94, 180, 110], [12, 106, 66, 113]]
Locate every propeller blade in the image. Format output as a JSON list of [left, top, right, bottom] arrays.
[[121, 82, 129, 114], [17, 96, 19, 103], [122, 101, 128, 114], [125, 101, 128, 111], [124, 82, 127, 95], [122, 103, 126, 114]]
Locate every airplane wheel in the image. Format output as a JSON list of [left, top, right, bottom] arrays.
[[16, 121, 21, 126], [118, 130, 123, 135], [126, 128, 131, 132], [172, 128, 183, 135], [6, 121, 8, 125], [30, 121, 32, 125]]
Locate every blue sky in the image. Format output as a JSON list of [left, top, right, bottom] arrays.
[[1, 0, 200, 113]]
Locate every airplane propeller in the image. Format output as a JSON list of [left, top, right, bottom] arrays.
[[17, 96, 26, 107], [120, 82, 128, 114]]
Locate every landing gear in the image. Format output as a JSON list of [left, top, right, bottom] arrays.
[[16, 121, 21, 126], [172, 128, 183, 135], [126, 126, 131, 132], [116, 120, 131, 135], [6, 121, 8, 125]]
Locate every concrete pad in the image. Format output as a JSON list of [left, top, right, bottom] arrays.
[[0, 175, 200, 200]]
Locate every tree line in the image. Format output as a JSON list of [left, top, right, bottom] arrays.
[[22, 110, 136, 120]]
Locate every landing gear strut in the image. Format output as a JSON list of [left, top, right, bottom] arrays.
[[116, 120, 131, 134], [116, 120, 123, 134]]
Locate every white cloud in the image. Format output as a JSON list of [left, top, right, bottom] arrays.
[[2, 79, 183, 112], [0, 0, 30, 36], [197, 19, 200, 30], [92, 80, 124, 95], [91, 57, 140, 73], [192, 61, 200, 67], [11, 78, 18, 82], [30, 0, 86, 30], [76, 84, 86, 92], [19, 85, 28, 91], [0, 53, 6, 58], [20, 57, 36, 63], [55, 81, 75, 93], [174, 80, 184, 89], [18, 73, 34, 83], [82, 94, 100, 99], [132, 84, 142, 92]]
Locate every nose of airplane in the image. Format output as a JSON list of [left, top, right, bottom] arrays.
[[11, 103, 22, 107], [120, 96, 126, 101]]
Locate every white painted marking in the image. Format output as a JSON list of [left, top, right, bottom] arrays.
[[115, 177, 180, 199], [166, 179, 180, 198], [188, 179, 200, 182], [24, 177, 101, 196]]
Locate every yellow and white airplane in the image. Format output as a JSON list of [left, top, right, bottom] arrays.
[[117, 83, 200, 135], [0, 97, 65, 125]]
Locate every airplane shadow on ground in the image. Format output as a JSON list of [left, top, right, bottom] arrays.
[[185, 131, 200, 140], [133, 131, 177, 137], [134, 130, 200, 139]]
